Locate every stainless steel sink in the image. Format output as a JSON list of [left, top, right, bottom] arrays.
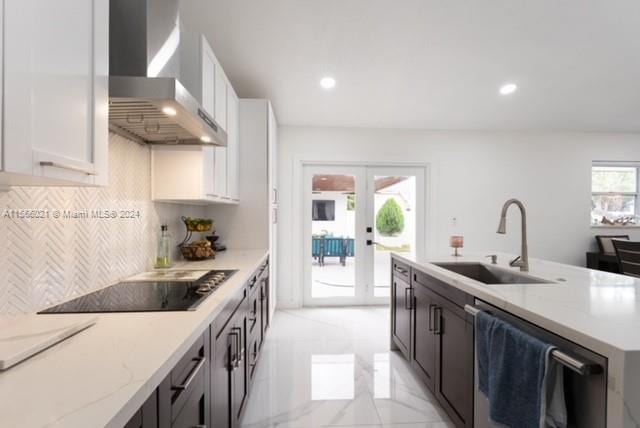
[[432, 262, 553, 285]]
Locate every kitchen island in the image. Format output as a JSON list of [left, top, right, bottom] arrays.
[[392, 251, 640, 427], [0, 249, 269, 428]]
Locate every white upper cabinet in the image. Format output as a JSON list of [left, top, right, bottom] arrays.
[[215, 68, 228, 132], [227, 88, 240, 201], [152, 33, 239, 205], [1, 0, 109, 186], [201, 40, 216, 118]]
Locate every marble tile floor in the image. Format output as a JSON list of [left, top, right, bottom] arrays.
[[240, 307, 455, 428]]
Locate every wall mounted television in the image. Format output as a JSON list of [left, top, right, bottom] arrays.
[[312, 200, 335, 221]]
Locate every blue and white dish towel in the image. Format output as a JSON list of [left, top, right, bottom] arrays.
[[476, 310, 567, 428]]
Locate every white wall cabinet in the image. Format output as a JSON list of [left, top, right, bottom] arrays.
[[0, 0, 109, 187], [152, 33, 239, 204], [227, 88, 240, 200], [151, 146, 235, 205], [205, 99, 278, 314]]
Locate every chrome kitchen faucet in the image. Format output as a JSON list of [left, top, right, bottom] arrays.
[[497, 198, 529, 272]]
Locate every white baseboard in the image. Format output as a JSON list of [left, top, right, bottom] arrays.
[[274, 299, 303, 309]]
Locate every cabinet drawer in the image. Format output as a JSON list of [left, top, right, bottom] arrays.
[[391, 259, 411, 282], [248, 290, 260, 339], [212, 285, 247, 333], [413, 269, 473, 316], [248, 337, 259, 381], [247, 271, 259, 294], [171, 368, 206, 428], [170, 335, 207, 422]]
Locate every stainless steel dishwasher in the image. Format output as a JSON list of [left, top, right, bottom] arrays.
[[466, 300, 608, 428]]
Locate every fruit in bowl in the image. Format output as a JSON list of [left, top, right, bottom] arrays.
[[180, 239, 215, 260], [182, 217, 213, 232]]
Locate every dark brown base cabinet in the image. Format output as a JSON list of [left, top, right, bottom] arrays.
[[390, 257, 474, 428], [124, 391, 159, 428], [124, 258, 270, 428], [390, 259, 412, 359]]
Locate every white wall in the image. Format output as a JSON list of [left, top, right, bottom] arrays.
[[277, 126, 640, 307]]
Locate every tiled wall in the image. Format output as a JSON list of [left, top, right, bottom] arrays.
[[0, 133, 205, 316]]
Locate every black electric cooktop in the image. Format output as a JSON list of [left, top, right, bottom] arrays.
[[38, 270, 237, 314]]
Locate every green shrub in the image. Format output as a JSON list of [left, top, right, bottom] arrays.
[[376, 199, 405, 236]]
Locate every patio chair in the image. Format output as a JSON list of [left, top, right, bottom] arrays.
[[322, 238, 346, 266], [312, 237, 326, 266], [343, 238, 355, 258]]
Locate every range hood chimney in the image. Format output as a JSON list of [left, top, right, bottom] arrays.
[[108, 0, 227, 146]]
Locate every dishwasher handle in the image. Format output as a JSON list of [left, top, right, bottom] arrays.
[[464, 304, 602, 376]]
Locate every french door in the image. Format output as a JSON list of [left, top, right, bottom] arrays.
[[303, 164, 425, 306]]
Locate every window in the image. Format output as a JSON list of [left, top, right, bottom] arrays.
[[591, 163, 639, 226], [312, 200, 335, 221]]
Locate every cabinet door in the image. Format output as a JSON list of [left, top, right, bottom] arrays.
[[231, 315, 248, 426], [214, 147, 228, 198], [434, 301, 474, 428], [391, 276, 412, 359], [4, 0, 108, 185], [201, 40, 216, 117], [411, 285, 437, 392], [267, 104, 278, 315], [171, 372, 206, 428], [226, 88, 240, 200], [215, 68, 227, 131], [212, 324, 233, 428], [203, 146, 216, 198], [260, 274, 269, 341]]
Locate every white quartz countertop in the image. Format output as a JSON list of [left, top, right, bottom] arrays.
[[393, 252, 640, 355], [0, 249, 268, 428]]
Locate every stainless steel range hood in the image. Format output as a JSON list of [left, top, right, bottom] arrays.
[[109, 0, 227, 146]]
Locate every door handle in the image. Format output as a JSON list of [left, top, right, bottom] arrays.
[[171, 357, 205, 391], [394, 265, 408, 275], [367, 240, 382, 246], [39, 161, 97, 176], [228, 331, 239, 370], [428, 304, 437, 331], [231, 327, 243, 367], [433, 307, 443, 335], [404, 288, 413, 310]]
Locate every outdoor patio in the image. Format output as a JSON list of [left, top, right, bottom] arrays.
[[311, 250, 393, 298]]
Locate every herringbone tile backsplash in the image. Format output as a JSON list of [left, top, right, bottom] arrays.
[[0, 133, 205, 316]]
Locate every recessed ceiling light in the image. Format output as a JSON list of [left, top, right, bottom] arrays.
[[200, 136, 211, 143], [320, 76, 336, 90], [162, 106, 177, 116], [499, 83, 518, 95]]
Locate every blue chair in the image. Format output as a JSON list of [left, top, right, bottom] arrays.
[[312, 237, 325, 265], [343, 238, 355, 258]]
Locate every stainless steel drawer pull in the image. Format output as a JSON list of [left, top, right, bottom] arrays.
[[464, 304, 602, 376], [428, 304, 437, 331], [231, 327, 243, 368], [394, 265, 408, 275], [39, 161, 97, 176], [228, 331, 239, 370], [171, 357, 205, 391]]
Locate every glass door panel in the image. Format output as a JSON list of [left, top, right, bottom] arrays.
[[311, 174, 357, 299], [304, 166, 366, 305], [366, 167, 425, 304]]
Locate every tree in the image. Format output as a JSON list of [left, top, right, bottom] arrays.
[[376, 198, 405, 236]]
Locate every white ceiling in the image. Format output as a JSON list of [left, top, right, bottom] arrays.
[[180, 0, 640, 131]]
